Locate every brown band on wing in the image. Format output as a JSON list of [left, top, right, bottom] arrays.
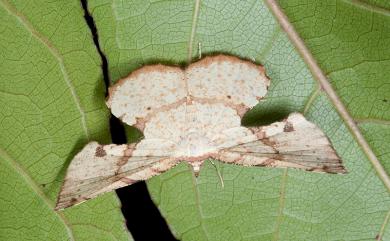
[[217, 113, 347, 174], [55, 142, 180, 210]]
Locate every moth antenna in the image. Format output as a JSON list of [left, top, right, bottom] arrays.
[[209, 160, 224, 188], [198, 42, 202, 60]]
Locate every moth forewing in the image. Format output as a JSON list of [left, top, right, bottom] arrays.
[[55, 142, 179, 210], [218, 113, 346, 174]]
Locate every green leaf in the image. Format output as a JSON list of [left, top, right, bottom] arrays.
[[0, 0, 131, 240], [89, 0, 390, 240]]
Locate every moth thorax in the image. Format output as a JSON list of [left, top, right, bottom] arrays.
[[182, 131, 214, 156]]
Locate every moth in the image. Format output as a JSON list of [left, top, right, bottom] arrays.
[[55, 55, 346, 210]]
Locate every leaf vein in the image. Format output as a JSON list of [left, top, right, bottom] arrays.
[[187, 0, 201, 63], [0, 147, 75, 241], [0, 0, 90, 140], [272, 169, 288, 241], [341, 0, 390, 16], [377, 209, 390, 241], [265, 0, 390, 191]]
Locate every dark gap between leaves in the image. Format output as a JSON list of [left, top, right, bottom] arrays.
[[80, 1, 178, 240]]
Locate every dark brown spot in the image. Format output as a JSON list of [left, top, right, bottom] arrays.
[[151, 167, 164, 174], [322, 165, 339, 174], [95, 146, 106, 157], [70, 198, 77, 204], [147, 107, 151, 110], [262, 159, 276, 166], [227, 95, 231, 99], [283, 122, 294, 132]]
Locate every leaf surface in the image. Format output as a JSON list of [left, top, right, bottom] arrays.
[[87, 0, 390, 240], [0, 0, 132, 240]]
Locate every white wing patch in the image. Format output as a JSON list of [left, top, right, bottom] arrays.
[[56, 55, 345, 209]]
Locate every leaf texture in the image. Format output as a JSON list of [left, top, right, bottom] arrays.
[[0, 0, 132, 240]]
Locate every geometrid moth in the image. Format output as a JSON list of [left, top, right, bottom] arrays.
[[56, 55, 346, 210]]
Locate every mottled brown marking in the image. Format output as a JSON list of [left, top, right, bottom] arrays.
[[150, 167, 164, 174], [260, 158, 276, 166], [283, 122, 294, 132], [273, 154, 283, 160], [261, 137, 276, 147], [249, 127, 266, 139], [117, 156, 128, 166], [95, 146, 106, 157], [134, 117, 146, 131], [124, 143, 136, 156], [115, 144, 137, 175]]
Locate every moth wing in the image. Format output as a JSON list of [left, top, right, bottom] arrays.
[[107, 65, 186, 127], [218, 113, 346, 173], [186, 55, 270, 111], [55, 141, 179, 210]]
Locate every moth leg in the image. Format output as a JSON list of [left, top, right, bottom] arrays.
[[217, 113, 347, 174], [209, 159, 224, 188], [55, 142, 179, 210]]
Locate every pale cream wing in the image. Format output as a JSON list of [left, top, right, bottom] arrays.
[[55, 141, 179, 210], [107, 65, 186, 127], [186, 55, 270, 113], [218, 113, 346, 173]]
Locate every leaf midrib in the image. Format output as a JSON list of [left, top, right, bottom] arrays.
[[0, 1, 92, 240], [0, 147, 75, 241], [264, 0, 390, 192], [342, 0, 390, 16], [0, 0, 90, 140]]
